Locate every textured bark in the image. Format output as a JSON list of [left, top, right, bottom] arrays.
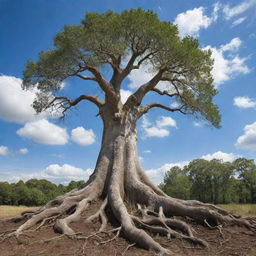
[[4, 105, 256, 255]]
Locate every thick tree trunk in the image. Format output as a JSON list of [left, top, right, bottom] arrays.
[[3, 107, 256, 255]]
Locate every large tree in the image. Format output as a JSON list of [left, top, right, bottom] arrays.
[[9, 9, 255, 255]]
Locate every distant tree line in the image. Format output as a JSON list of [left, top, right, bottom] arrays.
[[0, 179, 85, 206], [160, 158, 256, 204]]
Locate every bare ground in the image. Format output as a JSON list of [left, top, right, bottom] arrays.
[[0, 200, 255, 256]]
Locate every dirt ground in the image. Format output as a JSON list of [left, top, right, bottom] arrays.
[[0, 201, 255, 256]]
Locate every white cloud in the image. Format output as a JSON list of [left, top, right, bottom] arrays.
[[146, 161, 188, 185], [142, 116, 177, 138], [170, 101, 180, 108], [143, 126, 169, 138], [232, 17, 246, 26], [0, 75, 62, 124], [0, 164, 93, 184], [17, 119, 69, 145], [212, 2, 221, 22], [71, 127, 96, 146], [174, 7, 212, 37], [0, 146, 9, 156], [203, 38, 250, 86], [156, 116, 177, 128], [120, 89, 132, 104], [221, 37, 242, 52], [143, 150, 152, 154], [193, 121, 202, 127], [234, 96, 256, 108], [201, 151, 239, 162], [223, 0, 256, 20], [236, 122, 256, 150], [19, 148, 29, 154]]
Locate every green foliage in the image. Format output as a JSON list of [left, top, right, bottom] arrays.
[[161, 157, 256, 204], [0, 179, 84, 206], [22, 8, 220, 128]]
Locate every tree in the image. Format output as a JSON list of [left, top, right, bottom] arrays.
[[161, 166, 191, 200], [234, 158, 256, 203], [9, 9, 254, 255]]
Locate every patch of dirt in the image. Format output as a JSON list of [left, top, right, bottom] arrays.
[[0, 201, 255, 256]]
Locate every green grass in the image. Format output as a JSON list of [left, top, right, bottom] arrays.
[[0, 205, 38, 218], [218, 204, 256, 216]]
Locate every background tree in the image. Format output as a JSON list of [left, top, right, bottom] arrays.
[[7, 9, 254, 255]]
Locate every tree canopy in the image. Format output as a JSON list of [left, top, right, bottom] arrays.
[[23, 8, 220, 127]]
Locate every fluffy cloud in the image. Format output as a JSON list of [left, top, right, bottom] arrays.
[[156, 116, 177, 128], [203, 38, 250, 86], [142, 116, 177, 138], [0, 75, 61, 124], [223, 0, 256, 20], [120, 89, 132, 104], [19, 148, 29, 154], [17, 119, 69, 145], [201, 151, 240, 162], [146, 161, 188, 185], [71, 127, 96, 146], [0, 146, 9, 156], [0, 164, 93, 184], [174, 7, 213, 37], [234, 96, 256, 109], [236, 122, 256, 150]]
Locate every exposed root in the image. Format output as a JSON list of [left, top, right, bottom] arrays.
[[86, 197, 108, 232]]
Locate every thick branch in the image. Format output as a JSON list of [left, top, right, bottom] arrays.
[[151, 88, 178, 98], [124, 69, 165, 108], [138, 103, 186, 117]]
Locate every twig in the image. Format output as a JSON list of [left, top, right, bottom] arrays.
[[122, 243, 136, 256]]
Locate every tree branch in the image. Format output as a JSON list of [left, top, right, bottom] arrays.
[[45, 94, 104, 117], [138, 103, 186, 117], [151, 88, 179, 98], [124, 69, 165, 108]]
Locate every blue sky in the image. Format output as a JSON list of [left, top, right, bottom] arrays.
[[0, 0, 255, 184]]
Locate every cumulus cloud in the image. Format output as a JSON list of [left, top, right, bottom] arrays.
[[0, 146, 9, 156], [142, 116, 177, 138], [201, 151, 240, 162], [71, 127, 96, 146], [174, 7, 213, 37], [19, 148, 29, 154], [223, 0, 256, 20], [232, 17, 246, 26], [0, 75, 62, 124], [143, 150, 152, 154], [146, 161, 188, 185], [120, 89, 132, 104], [203, 37, 250, 86], [156, 116, 177, 128], [234, 96, 256, 109], [236, 122, 256, 150], [0, 164, 93, 184], [17, 119, 69, 145]]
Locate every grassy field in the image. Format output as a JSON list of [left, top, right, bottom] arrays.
[[0, 204, 255, 218], [0, 205, 38, 218], [218, 204, 256, 216]]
